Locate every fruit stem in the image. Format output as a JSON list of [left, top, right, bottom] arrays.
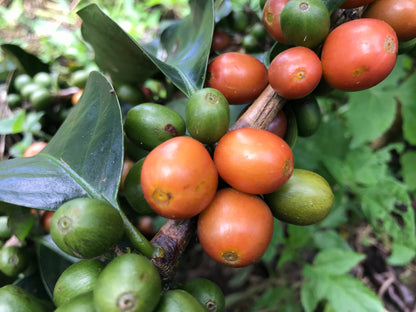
[[118, 208, 159, 259], [225, 276, 278, 309], [150, 217, 197, 286], [229, 84, 286, 131]]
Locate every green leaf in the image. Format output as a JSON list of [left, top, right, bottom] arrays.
[[0, 71, 123, 210], [9, 133, 34, 158], [78, 0, 214, 97], [388, 242, 416, 266], [142, 0, 214, 96], [77, 4, 158, 85], [286, 225, 313, 248], [351, 169, 415, 265], [320, 155, 351, 186], [312, 230, 351, 251], [317, 188, 348, 228], [401, 151, 416, 191], [0, 110, 26, 135], [214, 0, 233, 23], [293, 115, 349, 173], [276, 248, 300, 269], [251, 286, 301, 312], [311, 249, 365, 275], [264, 41, 292, 66], [358, 177, 410, 227], [1, 44, 50, 76], [300, 279, 320, 312], [387, 205, 416, 265], [397, 73, 416, 144], [302, 271, 384, 312], [302, 258, 384, 312], [165, 97, 188, 123], [324, 144, 402, 188], [35, 235, 78, 299], [329, 275, 384, 312], [276, 225, 313, 268], [0, 111, 43, 136], [262, 219, 283, 263], [22, 111, 44, 134], [13, 271, 51, 301], [346, 87, 397, 148], [0, 157, 88, 210]]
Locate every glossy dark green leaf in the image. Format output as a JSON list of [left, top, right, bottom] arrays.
[[0, 71, 123, 210], [78, 0, 214, 97], [1, 44, 50, 76], [397, 69, 416, 144], [214, 0, 233, 23], [0, 272, 15, 287], [150, 0, 214, 96], [77, 4, 158, 85], [166, 97, 245, 129], [35, 235, 78, 299], [13, 271, 51, 302], [264, 41, 292, 67], [0, 156, 89, 210]]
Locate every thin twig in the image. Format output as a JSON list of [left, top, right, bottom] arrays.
[[229, 85, 286, 131]]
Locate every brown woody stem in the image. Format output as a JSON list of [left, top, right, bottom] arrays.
[[150, 217, 197, 285], [229, 85, 286, 131]]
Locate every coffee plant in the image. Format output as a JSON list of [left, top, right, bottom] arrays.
[[0, 0, 415, 311]]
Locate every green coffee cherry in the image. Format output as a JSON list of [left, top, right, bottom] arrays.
[[242, 34, 258, 52], [20, 83, 41, 99], [155, 289, 206, 312], [30, 88, 52, 110], [53, 259, 105, 307], [281, 0, 330, 49], [13, 74, 32, 92], [0, 245, 29, 277], [70, 70, 90, 89], [117, 84, 145, 104], [93, 253, 162, 312], [123, 158, 154, 215], [124, 103, 186, 150], [264, 169, 334, 225], [33, 72, 53, 88], [182, 278, 225, 312], [6, 93, 22, 108], [50, 198, 124, 259], [291, 95, 321, 137], [399, 37, 416, 54], [124, 135, 149, 162], [55, 291, 96, 312], [0, 284, 52, 312], [283, 107, 298, 148], [185, 88, 230, 145], [250, 23, 267, 40], [232, 10, 250, 33]]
